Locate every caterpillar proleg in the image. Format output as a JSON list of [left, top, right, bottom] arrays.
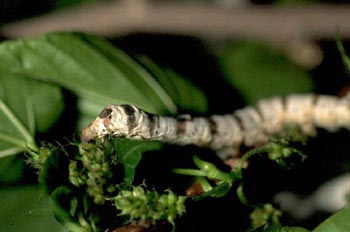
[[81, 94, 350, 159]]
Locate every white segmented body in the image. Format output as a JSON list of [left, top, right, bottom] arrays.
[[313, 96, 339, 131], [335, 99, 350, 129], [209, 115, 242, 151], [82, 94, 350, 159], [152, 116, 177, 141], [256, 97, 284, 135], [285, 95, 315, 135], [234, 106, 266, 146]]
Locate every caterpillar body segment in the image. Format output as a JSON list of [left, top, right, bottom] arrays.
[[313, 96, 342, 131], [256, 97, 285, 135], [285, 95, 316, 135], [81, 94, 350, 159]]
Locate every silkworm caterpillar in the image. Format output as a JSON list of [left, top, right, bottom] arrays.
[[81, 94, 350, 159]]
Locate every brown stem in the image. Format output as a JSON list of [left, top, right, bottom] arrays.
[[1, 1, 350, 44]]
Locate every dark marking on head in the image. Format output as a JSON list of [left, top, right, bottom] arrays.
[[99, 108, 112, 119]]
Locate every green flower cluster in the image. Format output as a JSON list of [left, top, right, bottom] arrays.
[[250, 203, 282, 229], [26, 145, 53, 170], [113, 186, 186, 226], [267, 138, 307, 168], [69, 142, 115, 204]]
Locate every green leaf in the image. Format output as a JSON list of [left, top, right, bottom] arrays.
[[0, 98, 37, 157], [279, 228, 309, 232], [0, 155, 25, 183], [137, 55, 208, 113], [76, 98, 104, 131], [217, 40, 313, 104], [0, 73, 35, 135], [313, 207, 350, 232], [112, 139, 162, 185], [27, 78, 64, 133], [336, 38, 350, 74], [0, 72, 63, 157], [0, 32, 177, 124], [78, 33, 177, 113], [253, 225, 309, 232], [0, 185, 66, 232], [0, 72, 64, 133], [51, 187, 84, 232]]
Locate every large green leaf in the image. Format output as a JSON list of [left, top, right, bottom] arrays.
[[217, 41, 313, 104], [112, 139, 162, 185], [0, 98, 37, 157], [0, 185, 66, 232], [0, 32, 177, 121], [137, 55, 208, 113], [77, 33, 176, 113], [313, 207, 350, 232], [0, 72, 64, 133], [0, 73, 35, 135], [0, 72, 63, 157], [0, 155, 25, 183]]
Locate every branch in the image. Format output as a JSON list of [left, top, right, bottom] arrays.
[[1, 1, 350, 43]]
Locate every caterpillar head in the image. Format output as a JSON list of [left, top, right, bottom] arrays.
[[81, 105, 136, 142]]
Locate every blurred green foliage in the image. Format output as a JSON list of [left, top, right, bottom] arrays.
[[0, 185, 66, 232], [217, 40, 313, 104], [313, 207, 350, 232]]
